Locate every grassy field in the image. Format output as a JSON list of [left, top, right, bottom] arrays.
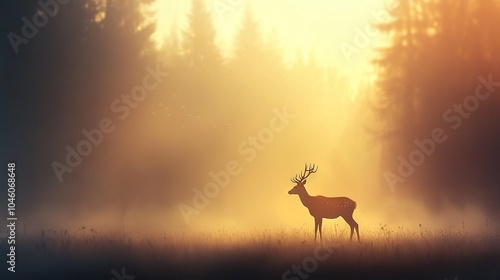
[[5, 225, 500, 280]]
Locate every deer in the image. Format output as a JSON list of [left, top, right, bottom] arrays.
[[288, 163, 360, 242]]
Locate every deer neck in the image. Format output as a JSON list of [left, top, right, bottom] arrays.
[[297, 188, 312, 208]]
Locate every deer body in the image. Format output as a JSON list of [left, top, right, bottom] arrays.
[[289, 164, 360, 242]]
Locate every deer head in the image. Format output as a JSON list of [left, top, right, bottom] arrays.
[[288, 163, 318, 195]]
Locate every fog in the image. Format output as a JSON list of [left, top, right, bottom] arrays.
[[2, 0, 500, 235]]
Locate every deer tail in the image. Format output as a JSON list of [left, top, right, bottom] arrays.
[[353, 200, 357, 209]]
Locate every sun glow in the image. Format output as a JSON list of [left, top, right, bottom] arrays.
[[153, 0, 394, 87]]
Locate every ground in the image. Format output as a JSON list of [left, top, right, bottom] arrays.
[[3, 225, 500, 280]]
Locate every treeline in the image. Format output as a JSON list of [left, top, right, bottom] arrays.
[[375, 0, 500, 212], [2, 0, 156, 202]]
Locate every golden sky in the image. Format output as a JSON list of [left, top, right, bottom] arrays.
[[153, 0, 395, 94]]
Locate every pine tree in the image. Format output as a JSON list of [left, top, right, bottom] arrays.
[[182, 0, 221, 68], [232, 5, 264, 68]]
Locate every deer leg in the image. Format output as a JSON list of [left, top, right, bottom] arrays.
[[345, 216, 360, 242], [314, 218, 319, 242], [349, 223, 354, 241], [344, 213, 360, 242], [353, 217, 360, 242], [342, 215, 355, 241], [318, 218, 323, 242]]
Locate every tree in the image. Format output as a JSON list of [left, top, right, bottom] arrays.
[[1, 0, 159, 218], [182, 0, 221, 68], [232, 5, 264, 68], [374, 0, 500, 212]]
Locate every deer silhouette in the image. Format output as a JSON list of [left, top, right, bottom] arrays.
[[288, 164, 360, 242]]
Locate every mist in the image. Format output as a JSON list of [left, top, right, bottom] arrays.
[[2, 0, 500, 237]]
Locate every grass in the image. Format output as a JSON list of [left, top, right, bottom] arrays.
[[6, 225, 500, 280]]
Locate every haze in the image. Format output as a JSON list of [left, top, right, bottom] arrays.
[[2, 0, 499, 236]]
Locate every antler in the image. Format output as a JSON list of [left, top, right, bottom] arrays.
[[290, 163, 318, 183]]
